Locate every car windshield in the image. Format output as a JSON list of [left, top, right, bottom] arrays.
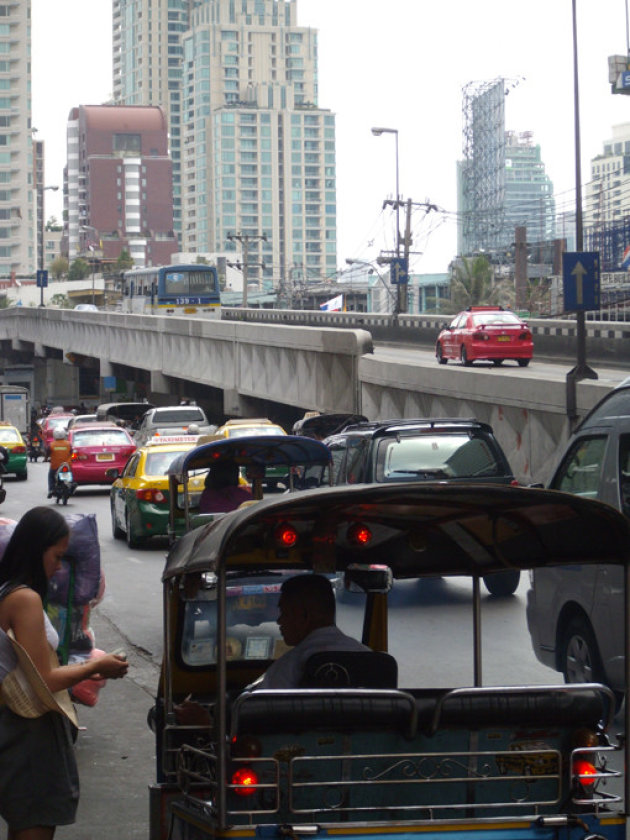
[[152, 409, 205, 424], [0, 429, 20, 442], [72, 429, 132, 447], [145, 450, 186, 476], [228, 426, 285, 438], [48, 416, 71, 429], [471, 312, 521, 326], [375, 433, 501, 480]]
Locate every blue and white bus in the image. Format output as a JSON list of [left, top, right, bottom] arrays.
[[121, 264, 221, 317]]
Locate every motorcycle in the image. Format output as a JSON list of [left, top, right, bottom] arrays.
[[52, 462, 77, 506], [27, 432, 45, 462]]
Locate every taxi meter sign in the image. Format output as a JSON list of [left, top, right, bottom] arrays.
[[562, 252, 600, 312]]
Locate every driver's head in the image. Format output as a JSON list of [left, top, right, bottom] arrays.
[[276, 574, 335, 647]]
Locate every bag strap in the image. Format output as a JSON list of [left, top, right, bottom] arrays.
[[0, 582, 26, 604]]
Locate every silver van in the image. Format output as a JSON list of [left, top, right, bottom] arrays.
[[526, 379, 630, 703]]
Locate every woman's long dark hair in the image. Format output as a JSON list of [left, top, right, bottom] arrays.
[[0, 507, 69, 599]]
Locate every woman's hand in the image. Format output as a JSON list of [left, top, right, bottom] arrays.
[[89, 653, 129, 680]]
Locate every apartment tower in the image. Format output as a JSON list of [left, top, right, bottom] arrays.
[[112, 0, 337, 289], [1, 1, 36, 276]]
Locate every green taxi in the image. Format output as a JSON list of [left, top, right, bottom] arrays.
[[109, 436, 206, 548], [0, 422, 28, 479]]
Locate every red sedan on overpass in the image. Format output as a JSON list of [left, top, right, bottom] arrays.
[[435, 306, 533, 367]]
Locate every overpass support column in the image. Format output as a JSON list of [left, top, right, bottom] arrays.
[[100, 359, 114, 379], [150, 370, 171, 395]]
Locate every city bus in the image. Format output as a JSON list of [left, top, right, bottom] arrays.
[[121, 264, 221, 317]]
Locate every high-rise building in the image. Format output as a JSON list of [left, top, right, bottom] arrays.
[[112, 0, 337, 289], [584, 123, 630, 271], [459, 79, 555, 259], [2, 1, 36, 277], [64, 104, 178, 268]]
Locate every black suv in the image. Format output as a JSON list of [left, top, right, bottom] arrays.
[[321, 417, 520, 596]]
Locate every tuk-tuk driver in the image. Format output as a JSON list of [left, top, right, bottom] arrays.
[[251, 574, 369, 690]]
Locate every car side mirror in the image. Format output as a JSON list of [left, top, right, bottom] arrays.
[[105, 467, 121, 480]]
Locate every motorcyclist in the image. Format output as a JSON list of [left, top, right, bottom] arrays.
[[48, 426, 72, 498]]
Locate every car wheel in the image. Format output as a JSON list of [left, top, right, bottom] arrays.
[[517, 358, 530, 367], [483, 570, 520, 597], [492, 359, 504, 366], [460, 345, 472, 366], [111, 502, 124, 540], [125, 511, 143, 549], [561, 615, 605, 686], [436, 344, 447, 365]]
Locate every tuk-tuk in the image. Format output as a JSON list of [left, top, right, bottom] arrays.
[[165, 435, 332, 539], [150, 482, 630, 840]]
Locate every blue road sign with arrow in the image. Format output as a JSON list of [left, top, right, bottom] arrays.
[[562, 252, 600, 312]]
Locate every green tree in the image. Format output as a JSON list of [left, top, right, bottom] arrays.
[[68, 258, 91, 281], [50, 293, 70, 308], [115, 250, 134, 272], [50, 256, 69, 280]]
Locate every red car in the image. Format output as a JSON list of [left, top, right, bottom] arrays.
[[68, 423, 136, 486], [435, 306, 533, 367]]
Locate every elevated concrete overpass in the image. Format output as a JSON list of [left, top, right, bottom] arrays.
[[0, 307, 625, 485]]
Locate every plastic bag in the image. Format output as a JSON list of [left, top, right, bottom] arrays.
[[69, 648, 107, 707]]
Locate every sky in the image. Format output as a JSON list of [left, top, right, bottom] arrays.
[[31, 0, 630, 276]]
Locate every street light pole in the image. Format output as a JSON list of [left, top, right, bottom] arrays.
[[37, 185, 59, 307], [79, 225, 99, 307]]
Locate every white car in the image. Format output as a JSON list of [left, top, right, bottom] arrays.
[[134, 405, 216, 446], [73, 303, 99, 311]]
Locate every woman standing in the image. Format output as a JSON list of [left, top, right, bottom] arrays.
[[0, 506, 128, 839]]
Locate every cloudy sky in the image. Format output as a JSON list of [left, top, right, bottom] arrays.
[[32, 0, 630, 274]]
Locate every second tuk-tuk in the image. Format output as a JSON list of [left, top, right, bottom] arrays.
[[150, 482, 630, 840], [165, 434, 332, 539]]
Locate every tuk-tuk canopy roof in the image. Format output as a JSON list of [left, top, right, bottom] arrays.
[[166, 434, 331, 480], [163, 483, 630, 582]]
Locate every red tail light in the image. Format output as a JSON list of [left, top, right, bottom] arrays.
[[135, 488, 167, 504], [274, 523, 298, 548], [231, 766, 258, 796], [60, 464, 71, 474], [347, 522, 372, 545], [472, 332, 489, 341], [12, 445, 25, 454], [573, 758, 597, 785]]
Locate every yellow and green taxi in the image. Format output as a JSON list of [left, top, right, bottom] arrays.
[[214, 418, 288, 490], [109, 436, 206, 548], [0, 422, 28, 480]]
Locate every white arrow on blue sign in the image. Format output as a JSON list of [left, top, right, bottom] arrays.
[[562, 252, 600, 312]]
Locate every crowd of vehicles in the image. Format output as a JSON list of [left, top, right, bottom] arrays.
[[121, 264, 221, 317], [149, 481, 630, 840], [435, 306, 534, 366]]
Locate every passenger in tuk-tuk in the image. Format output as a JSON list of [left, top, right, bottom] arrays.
[[198, 462, 252, 513]]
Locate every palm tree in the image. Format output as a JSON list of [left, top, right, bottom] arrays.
[[448, 255, 514, 312]]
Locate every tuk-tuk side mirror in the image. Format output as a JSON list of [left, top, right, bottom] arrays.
[[344, 563, 393, 594]]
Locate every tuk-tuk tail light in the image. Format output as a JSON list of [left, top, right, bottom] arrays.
[[572, 758, 597, 785], [347, 522, 373, 546], [231, 765, 259, 796], [274, 523, 298, 548]]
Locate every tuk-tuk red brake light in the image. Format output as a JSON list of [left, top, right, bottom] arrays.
[[274, 523, 298, 548], [347, 522, 372, 545], [573, 758, 597, 785], [231, 766, 258, 796]]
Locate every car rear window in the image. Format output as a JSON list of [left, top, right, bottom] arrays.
[[152, 409, 205, 424], [0, 429, 20, 442], [228, 426, 285, 438], [145, 450, 184, 476], [374, 433, 502, 481], [72, 429, 132, 447], [471, 312, 521, 326]]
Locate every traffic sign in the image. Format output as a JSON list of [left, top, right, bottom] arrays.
[[389, 257, 408, 285], [36, 269, 48, 288], [562, 252, 600, 312]]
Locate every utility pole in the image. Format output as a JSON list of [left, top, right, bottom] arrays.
[[227, 232, 267, 308], [514, 226, 527, 311]]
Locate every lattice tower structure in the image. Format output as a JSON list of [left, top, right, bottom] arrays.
[[461, 78, 507, 256]]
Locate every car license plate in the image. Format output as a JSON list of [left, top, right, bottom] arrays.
[[96, 453, 115, 461], [497, 335, 511, 342]]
